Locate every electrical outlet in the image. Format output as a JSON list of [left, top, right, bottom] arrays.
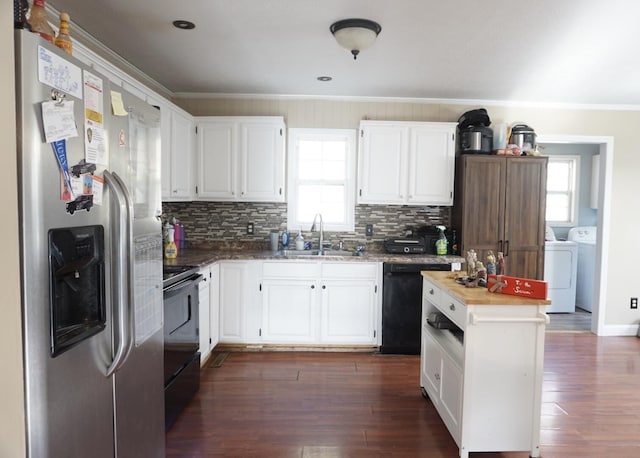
[[365, 224, 373, 237], [246, 222, 254, 235], [631, 297, 638, 309]]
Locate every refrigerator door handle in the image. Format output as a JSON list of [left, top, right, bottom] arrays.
[[104, 170, 135, 377]]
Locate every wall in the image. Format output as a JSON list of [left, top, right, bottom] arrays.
[[175, 96, 640, 329], [162, 201, 450, 251], [2, 0, 27, 455]]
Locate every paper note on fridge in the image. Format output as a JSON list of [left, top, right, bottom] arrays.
[[110, 91, 128, 116], [41, 100, 78, 143]]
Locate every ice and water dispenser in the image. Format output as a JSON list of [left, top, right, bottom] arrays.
[[48, 225, 106, 357]]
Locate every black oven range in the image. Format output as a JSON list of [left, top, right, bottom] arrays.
[[162, 265, 202, 430]]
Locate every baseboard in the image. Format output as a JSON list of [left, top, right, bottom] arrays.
[[599, 324, 639, 336]]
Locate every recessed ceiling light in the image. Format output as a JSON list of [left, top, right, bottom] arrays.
[[317, 76, 333, 82], [173, 20, 195, 30]]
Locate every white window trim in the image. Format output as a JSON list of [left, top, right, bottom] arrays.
[[287, 128, 356, 232], [546, 155, 580, 227]]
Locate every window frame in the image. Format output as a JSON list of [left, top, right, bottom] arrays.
[[287, 128, 356, 232], [545, 155, 580, 227]]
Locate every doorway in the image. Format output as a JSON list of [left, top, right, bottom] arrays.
[[537, 135, 614, 336]]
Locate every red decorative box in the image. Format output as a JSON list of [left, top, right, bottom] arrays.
[[487, 274, 548, 300]]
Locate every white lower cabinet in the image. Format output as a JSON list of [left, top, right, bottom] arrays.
[[209, 263, 220, 350], [198, 265, 211, 366], [420, 273, 547, 458], [258, 261, 380, 346], [218, 261, 261, 344]]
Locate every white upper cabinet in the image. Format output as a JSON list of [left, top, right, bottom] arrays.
[[358, 121, 456, 206], [160, 106, 194, 201], [196, 116, 286, 202]]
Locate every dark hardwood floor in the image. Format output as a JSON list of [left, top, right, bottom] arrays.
[[166, 334, 640, 457]]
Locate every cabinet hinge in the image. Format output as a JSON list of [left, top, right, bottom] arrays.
[[359, 189, 362, 197], [450, 191, 453, 198], [375, 285, 378, 293], [259, 328, 262, 337], [195, 125, 198, 134], [209, 337, 212, 344], [279, 187, 282, 195], [195, 185, 198, 194], [452, 133, 454, 141], [280, 128, 283, 136], [259, 283, 262, 291], [361, 129, 364, 138], [374, 330, 377, 338]]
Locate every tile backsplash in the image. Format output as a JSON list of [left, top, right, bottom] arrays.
[[162, 201, 451, 250]]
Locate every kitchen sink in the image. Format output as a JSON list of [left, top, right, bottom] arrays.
[[274, 249, 353, 257]]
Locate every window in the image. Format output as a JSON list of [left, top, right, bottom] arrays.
[[287, 129, 356, 232], [546, 155, 579, 226]]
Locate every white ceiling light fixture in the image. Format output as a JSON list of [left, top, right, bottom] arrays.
[[330, 18, 381, 60]]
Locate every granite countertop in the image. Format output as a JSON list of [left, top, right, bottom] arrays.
[[164, 247, 464, 268], [422, 271, 551, 306]]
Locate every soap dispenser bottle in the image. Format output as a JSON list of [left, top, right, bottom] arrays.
[[295, 228, 305, 250]]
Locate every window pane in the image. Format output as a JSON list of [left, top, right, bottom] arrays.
[[298, 184, 345, 224], [546, 193, 570, 222], [298, 139, 346, 180], [547, 162, 570, 192]]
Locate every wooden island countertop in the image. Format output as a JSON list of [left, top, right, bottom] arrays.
[[422, 270, 551, 306]]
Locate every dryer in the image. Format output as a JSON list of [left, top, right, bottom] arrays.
[[544, 227, 578, 313], [568, 226, 597, 312]]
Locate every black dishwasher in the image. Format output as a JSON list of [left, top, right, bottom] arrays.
[[381, 263, 451, 354]]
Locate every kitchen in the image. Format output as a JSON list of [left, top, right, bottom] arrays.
[[3, 1, 640, 457]]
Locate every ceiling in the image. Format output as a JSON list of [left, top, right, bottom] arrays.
[[47, 0, 640, 106]]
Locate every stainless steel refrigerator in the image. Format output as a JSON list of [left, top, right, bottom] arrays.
[[15, 30, 165, 457]]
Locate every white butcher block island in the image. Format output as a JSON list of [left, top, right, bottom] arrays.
[[420, 271, 550, 458]]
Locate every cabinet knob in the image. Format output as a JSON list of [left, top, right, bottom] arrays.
[[322, 285, 326, 289], [429, 288, 434, 295], [311, 285, 315, 289], [449, 303, 456, 312]]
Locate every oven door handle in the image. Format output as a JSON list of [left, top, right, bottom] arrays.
[[104, 170, 135, 377], [163, 274, 203, 299]]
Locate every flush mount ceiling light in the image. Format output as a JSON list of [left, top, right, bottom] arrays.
[[173, 20, 195, 30], [330, 18, 381, 60]]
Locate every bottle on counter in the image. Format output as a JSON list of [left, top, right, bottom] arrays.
[[54, 12, 72, 55], [27, 0, 55, 43], [281, 230, 290, 248], [295, 229, 304, 251], [164, 226, 177, 259], [435, 225, 448, 255]]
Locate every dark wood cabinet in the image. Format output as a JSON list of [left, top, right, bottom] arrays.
[[453, 155, 548, 280]]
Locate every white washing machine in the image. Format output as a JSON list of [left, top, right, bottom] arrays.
[[544, 228, 578, 313], [568, 226, 597, 312]]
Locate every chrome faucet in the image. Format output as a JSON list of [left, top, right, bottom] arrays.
[[310, 213, 324, 255]]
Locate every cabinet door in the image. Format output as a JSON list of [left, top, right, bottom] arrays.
[[440, 351, 463, 440], [170, 110, 194, 200], [219, 262, 246, 343], [358, 124, 407, 204], [209, 264, 220, 349], [456, 155, 506, 264], [421, 329, 442, 403], [196, 121, 237, 200], [239, 121, 285, 202], [198, 265, 211, 365], [503, 157, 548, 279], [320, 280, 376, 344], [160, 105, 172, 199], [261, 280, 317, 343], [408, 125, 455, 205]]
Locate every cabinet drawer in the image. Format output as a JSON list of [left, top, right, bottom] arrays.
[[262, 262, 320, 278], [439, 291, 467, 330], [321, 262, 377, 279], [422, 278, 441, 305]]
